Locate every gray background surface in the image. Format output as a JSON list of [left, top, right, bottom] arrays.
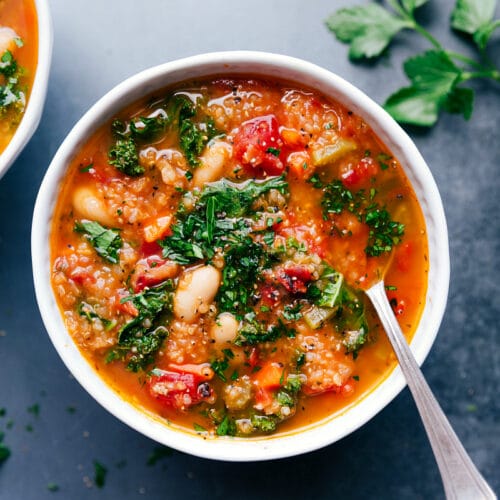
[[1, 0, 499, 498]]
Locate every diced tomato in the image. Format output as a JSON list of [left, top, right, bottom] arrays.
[[340, 157, 378, 187], [388, 295, 406, 316], [286, 150, 313, 180], [254, 387, 274, 410], [167, 363, 214, 380], [143, 215, 173, 243], [254, 361, 285, 390], [276, 265, 313, 295], [147, 368, 213, 411], [233, 115, 285, 176], [302, 380, 354, 397], [140, 240, 163, 258], [396, 242, 412, 272], [116, 289, 139, 316], [280, 127, 308, 147], [69, 267, 95, 285], [131, 255, 179, 292], [260, 284, 282, 307], [247, 347, 260, 369]]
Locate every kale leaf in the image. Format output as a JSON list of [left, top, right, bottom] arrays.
[[74, 220, 122, 264], [108, 138, 144, 177], [169, 94, 221, 167], [106, 281, 174, 372], [235, 318, 296, 346]]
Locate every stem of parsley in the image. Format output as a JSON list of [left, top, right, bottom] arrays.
[[325, 0, 500, 126]]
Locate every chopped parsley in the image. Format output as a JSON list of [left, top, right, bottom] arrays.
[[47, 482, 59, 492], [93, 460, 107, 488], [315, 180, 404, 257], [0, 49, 25, 118], [146, 446, 173, 465], [27, 403, 40, 418], [216, 415, 237, 436], [74, 220, 122, 264]]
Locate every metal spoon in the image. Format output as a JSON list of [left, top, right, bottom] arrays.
[[366, 280, 496, 500]]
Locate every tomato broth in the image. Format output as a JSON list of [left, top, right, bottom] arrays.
[[50, 78, 428, 438], [0, 0, 38, 154]]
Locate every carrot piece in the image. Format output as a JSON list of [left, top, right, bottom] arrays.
[[143, 215, 172, 243], [254, 362, 285, 390]]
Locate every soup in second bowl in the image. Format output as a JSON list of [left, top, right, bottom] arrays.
[[0, 0, 38, 155]]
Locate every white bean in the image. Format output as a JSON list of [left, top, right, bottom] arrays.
[[72, 186, 115, 226], [211, 312, 239, 346], [173, 265, 221, 323], [192, 140, 232, 188], [0, 27, 18, 55]]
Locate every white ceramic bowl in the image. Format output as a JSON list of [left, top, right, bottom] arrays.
[[32, 51, 450, 461], [0, 0, 53, 180]]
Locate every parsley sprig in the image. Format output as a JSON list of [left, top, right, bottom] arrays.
[[326, 0, 500, 126], [0, 48, 26, 118]]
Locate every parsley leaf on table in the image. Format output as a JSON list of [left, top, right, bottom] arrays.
[[325, 0, 500, 126], [384, 50, 473, 126], [451, 0, 500, 50], [400, 0, 429, 14], [325, 4, 411, 59]]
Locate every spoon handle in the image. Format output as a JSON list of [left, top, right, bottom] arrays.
[[366, 281, 496, 500]]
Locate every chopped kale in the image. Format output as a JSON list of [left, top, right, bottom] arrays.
[[216, 415, 237, 436], [74, 220, 122, 264], [108, 138, 143, 177], [130, 115, 167, 140], [235, 318, 296, 346], [106, 281, 173, 371], [285, 374, 303, 393], [250, 414, 277, 433], [276, 390, 295, 407], [78, 302, 116, 330], [283, 303, 303, 321], [168, 94, 221, 167]]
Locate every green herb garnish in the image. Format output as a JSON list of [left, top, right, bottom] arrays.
[[74, 220, 122, 264], [325, 0, 500, 126], [93, 460, 107, 488]]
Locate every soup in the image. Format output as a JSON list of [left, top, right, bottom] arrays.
[[50, 78, 428, 437], [0, 0, 38, 155]]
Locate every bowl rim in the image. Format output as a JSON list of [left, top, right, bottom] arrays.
[[31, 50, 450, 462], [0, 0, 53, 180]]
